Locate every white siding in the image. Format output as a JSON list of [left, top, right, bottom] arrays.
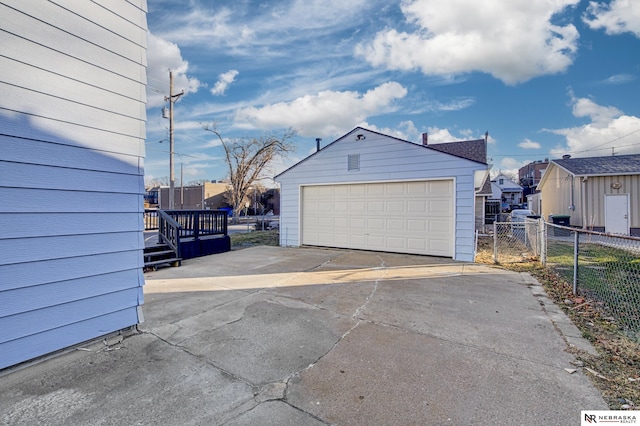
[[276, 129, 484, 262], [0, 1, 148, 369]]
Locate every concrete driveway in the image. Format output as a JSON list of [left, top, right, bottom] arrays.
[[0, 246, 606, 425]]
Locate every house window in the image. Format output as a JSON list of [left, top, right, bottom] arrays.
[[348, 154, 360, 171], [499, 178, 504, 185]]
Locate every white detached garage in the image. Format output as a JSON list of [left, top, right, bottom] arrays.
[[275, 128, 487, 262]]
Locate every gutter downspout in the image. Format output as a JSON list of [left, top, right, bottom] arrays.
[[581, 176, 588, 229]]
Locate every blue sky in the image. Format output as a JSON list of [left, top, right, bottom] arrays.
[[144, 0, 640, 186]]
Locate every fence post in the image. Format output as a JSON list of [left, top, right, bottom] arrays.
[[572, 230, 579, 295], [539, 218, 546, 266], [193, 210, 200, 241], [493, 221, 498, 264]]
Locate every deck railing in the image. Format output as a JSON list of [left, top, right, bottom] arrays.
[[144, 209, 159, 230], [162, 209, 228, 239]]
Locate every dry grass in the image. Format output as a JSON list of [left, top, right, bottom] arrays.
[[476, 236, 640, 410], [230, 230, 280, 249]]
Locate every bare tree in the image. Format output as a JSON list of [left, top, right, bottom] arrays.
[[146, 176, 169, 188], [203, 125, 296, 221], [492, 169, 519, 183]]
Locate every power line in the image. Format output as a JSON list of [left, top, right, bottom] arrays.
[[490, 140, 640, 158]]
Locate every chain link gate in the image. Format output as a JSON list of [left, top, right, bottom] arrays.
[[492, 219, 542, 264]]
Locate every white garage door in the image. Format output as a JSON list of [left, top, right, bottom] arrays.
[[301, 180, 454, 257]]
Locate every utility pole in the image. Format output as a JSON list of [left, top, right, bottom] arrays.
[[164, 70, 183, 209]]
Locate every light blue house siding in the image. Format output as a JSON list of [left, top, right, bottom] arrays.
[[276, 128, 485, 262], [0, 1, 148, 369]]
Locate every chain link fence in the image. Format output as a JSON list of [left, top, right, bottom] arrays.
[[488, 220, 640, 340], [491, 219, 542, 264], [544, 224, 640, 340]]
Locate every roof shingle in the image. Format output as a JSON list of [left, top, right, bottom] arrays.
[[428, 139, 487, 164], [553, 154, 640, 176]]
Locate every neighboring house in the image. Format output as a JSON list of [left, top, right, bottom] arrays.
[[537, 154, 640, 236], [518, 159, 549, 187], [153, 182, 229, 210], [491, 174, 524, 207], [0, 3, 148, 369], [275, 127, 487, 262], [475, 172, 496, 231], [519, 159, 549, 203], [527, 192, 543, 215]]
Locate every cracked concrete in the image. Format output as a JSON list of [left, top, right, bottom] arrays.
[[0, 246, 607, 425]]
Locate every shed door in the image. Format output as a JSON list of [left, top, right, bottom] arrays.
[[605, 194, 629, 235], [301, 180, 454, 257]]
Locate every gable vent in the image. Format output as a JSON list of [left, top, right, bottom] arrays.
[[348, 154, 360, 171]]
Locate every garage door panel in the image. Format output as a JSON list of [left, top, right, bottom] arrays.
[[407, 219, 426, 232], [386, 183, 404, 194], [429, 200, 452, 214], [367, 235, 385, 248], [350, 185, 366, 195], [318, 217, 333, 227], [302, 180, 453, 257], [367, 218, 385, 230], [387, 219, 405, 231], [334, 201, 348, 212], [367, 201, 385, 211], [407, 200, 427, 213], [429, 180, 452, 194], [351, 235, 366, 245], [350, 201, 366, 213], [407, 238, 426, 250], [428, 219, 450, 231], [387, 201, 405, 212], [334, 217, 348, 228], [334, 233, 349, 244], [350, 218, 366, 228], [317, 202, 333, 212], [367, 183, 385, 196], [407, 181, 427, 194], [386, 236, 406, 250]]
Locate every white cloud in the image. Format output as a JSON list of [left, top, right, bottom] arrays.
[[600, 74, 637, 85], [358, 120, 420, 141], [211, 70, 239, 96], [233, 82, 408, 137], [355, 0, 580, 85], [571, 97, 622, 128], [500, 157, 522, 170], [146, 32, 202, 108], [152, 1, 373, 56], [421, 127, 489, 144], [583, 0, 640, 37], [548, 96, 640, 157], [518, 139, 542, 149]]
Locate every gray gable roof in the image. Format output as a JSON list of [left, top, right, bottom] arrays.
[[276, 127, 487, 178], [553, 154, 640, 176], [477, 173, 493, 196], [428, 139, 487, 164]]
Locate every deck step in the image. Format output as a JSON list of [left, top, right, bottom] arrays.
[[144, 258, 182, 269], [144, 249, 175, 258], [143, 243, 180, 269]]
